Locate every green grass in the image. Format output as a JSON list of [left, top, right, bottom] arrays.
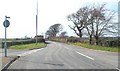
[[9, 42, 46, 50], [70, 43, 119, 52]]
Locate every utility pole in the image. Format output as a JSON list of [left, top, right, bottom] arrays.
[[118, 1, 120, 69], [36, 0, 38, 45]]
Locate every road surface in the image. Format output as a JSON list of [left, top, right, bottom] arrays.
[[0, 48, 28, 70], [8, 41, 118, 69]]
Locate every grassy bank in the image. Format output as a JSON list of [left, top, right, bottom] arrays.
[[9, 42, 46, 50], [70, 43, 118, 52]]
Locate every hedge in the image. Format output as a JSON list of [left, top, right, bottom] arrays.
[[2, 38, 45, 48], [49, 37, 119, 47]]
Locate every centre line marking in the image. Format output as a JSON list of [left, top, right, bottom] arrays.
[[76, 51, 94, 60]]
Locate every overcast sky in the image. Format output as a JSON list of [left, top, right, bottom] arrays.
[[0, 0, 119, 38]]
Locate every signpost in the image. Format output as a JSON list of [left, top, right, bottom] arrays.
[[3, 16, 10, 57]]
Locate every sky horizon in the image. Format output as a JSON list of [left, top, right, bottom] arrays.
[[0, 0, 119, 38]]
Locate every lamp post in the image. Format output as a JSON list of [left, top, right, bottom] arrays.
[[36, 0, 38, 45], [3, 16, 10, 57]]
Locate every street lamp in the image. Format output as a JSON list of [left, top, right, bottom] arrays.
[[3, 16, 10, 57], [36, 0, 38, 45]]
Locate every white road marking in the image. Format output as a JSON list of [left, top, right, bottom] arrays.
[[18, 48, 44, 57], [116, 68, 120, 71], [76, 51, 94, 60]]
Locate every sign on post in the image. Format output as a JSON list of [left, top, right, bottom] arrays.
[[3, 20, 10, 28], [3, 16, 10, 57]]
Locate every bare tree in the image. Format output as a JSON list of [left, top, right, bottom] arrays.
[[46, 24, 63, 37], [84, 4, 117, 45], [67, 7, 89, 38], [67, 6, 95, 44], [91, 4, 116, 45]]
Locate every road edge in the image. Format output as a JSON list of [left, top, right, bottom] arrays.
[[1, 43, 47, 71], [1, 56, 20, 71]]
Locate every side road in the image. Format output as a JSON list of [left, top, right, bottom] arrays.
[[0, 42, 47, 70], [0, 48, 28, 71]]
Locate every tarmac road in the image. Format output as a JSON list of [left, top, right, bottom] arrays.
[[8, 41, 118, 69]]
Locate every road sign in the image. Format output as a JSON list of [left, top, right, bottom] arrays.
[[3, 20, 10, 28], [3, 16, 10, 57]]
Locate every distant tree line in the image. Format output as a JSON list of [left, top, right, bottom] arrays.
[[46, 24, 67, 38]]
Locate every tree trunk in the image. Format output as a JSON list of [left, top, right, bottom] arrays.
[[95, 36, 99, 45], [89, 35, 92, 45], [79, 30, 82, 38]]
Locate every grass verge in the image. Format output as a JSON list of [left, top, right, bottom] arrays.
[[9, 42, 46, 50], [70, 42, 118, 52]]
